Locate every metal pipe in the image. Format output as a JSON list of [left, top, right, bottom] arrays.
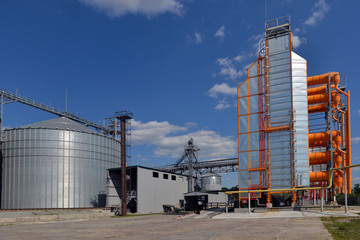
[[256, 198, 266, 207], [248, 192, 250, 214], [346, 91, 351, 193], [308, 131, 339, 142], [121, 119, 127, 216], [307, 72, 338, 87], [344, 169, 348, 213], [310, 171, 329, 182], [320, 188, 323, 212], [309, 151, 331, 165], [308, 103, 327, 114], [225, 164, 360, 195], [307, 84, 334, 96], [225, 194, 228, 213]]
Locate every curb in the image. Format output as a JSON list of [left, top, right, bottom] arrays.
[[0, 212, 113, 226]]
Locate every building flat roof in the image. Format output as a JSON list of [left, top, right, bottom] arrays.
[[108, 165, 189, 177]]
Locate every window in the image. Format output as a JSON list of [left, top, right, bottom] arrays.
[[163, 174, 168, 179], [171, 175, 176, 181], [179, 177, 184, 182], [153, 172, 159, 178]]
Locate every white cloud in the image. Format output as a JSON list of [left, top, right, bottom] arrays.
[[208, 83, 237, 98], [216, 57, 245, 79], [131, 119, 236, 159], [293, 27, 302, 34], [292, 35, 307, 49], [214, 25, 225, 40], [131, 120, 187, 145], [194, 32, 203, 44], [233, 54, 245, 62], [215, 99, 230, 110], [248, 33, 264, 42], [79, 0, 184, 17], [185, 122, 197, 128], [305, 0, 330, 26], [352, 137, 360, 145]]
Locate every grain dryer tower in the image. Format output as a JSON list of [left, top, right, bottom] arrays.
[[237, 16, 351, 207]]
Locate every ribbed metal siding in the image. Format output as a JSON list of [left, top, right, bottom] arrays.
[[291, 52, 310, 186], [268, 35, 292, 190], [1, 128, 120, 209]]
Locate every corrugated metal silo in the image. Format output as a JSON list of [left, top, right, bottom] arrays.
[[1, 117, 120, 209]]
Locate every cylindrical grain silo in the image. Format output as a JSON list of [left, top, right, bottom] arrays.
[[201, 173, 221, 191], [1, 117, 120, 209]]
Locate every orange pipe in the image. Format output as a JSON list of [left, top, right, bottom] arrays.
[[333, 74, 349, 97], [308, 91, 338, 105], [308, 93, 329, 105], [309, 151, 331, 165], [307, 84, 335, 96], [308, 131, 339, 144], [310, 171, 329, 182], [307, 72, 338, 87], [332, 114, 340, 122], [308, 103, 327, 113], [346, 91, 351, 193], [341, 114, 345, 147], [309, 140, 335, 148]]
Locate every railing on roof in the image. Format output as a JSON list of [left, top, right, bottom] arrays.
[[0, 88, 111, 133]]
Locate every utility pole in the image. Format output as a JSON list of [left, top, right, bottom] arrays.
[[115, 110, 133, 216]]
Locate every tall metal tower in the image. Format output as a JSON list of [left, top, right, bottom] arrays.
[[175, 138, 200, 192]]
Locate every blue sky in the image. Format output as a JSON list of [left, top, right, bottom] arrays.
[[0, 0, 359, 188]]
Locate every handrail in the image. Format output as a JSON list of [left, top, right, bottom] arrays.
[[225, 164, 360, 195], [0, 89, 111, 133]]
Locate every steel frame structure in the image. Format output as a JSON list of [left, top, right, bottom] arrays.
[[0, 89, 111, 134], [160, 157, 238, 175]]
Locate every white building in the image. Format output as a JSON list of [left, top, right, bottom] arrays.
[[107, 166, 188, 214]]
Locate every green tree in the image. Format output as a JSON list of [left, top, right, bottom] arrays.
[[353, 183, 360, 195]]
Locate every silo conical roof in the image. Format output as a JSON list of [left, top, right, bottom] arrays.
[[14, 117, 101, 135]]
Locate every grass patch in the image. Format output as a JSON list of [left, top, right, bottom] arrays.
[[44, 213, 59, 216], [0, 223, 14, 227], [321, 216, 360, 240]]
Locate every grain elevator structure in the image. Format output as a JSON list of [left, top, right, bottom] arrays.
[[237, 16, 351, 207]]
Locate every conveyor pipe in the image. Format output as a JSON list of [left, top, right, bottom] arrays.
[[308, 131, 339, 144], [309, 151, 331, 165], [307, 72, 338, 87], [310, 171, 329, 182], [308, 103, 327, 114], [307, 84, 334, 96]]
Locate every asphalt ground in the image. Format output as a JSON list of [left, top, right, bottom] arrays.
[[0, 209, 338, 240]]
